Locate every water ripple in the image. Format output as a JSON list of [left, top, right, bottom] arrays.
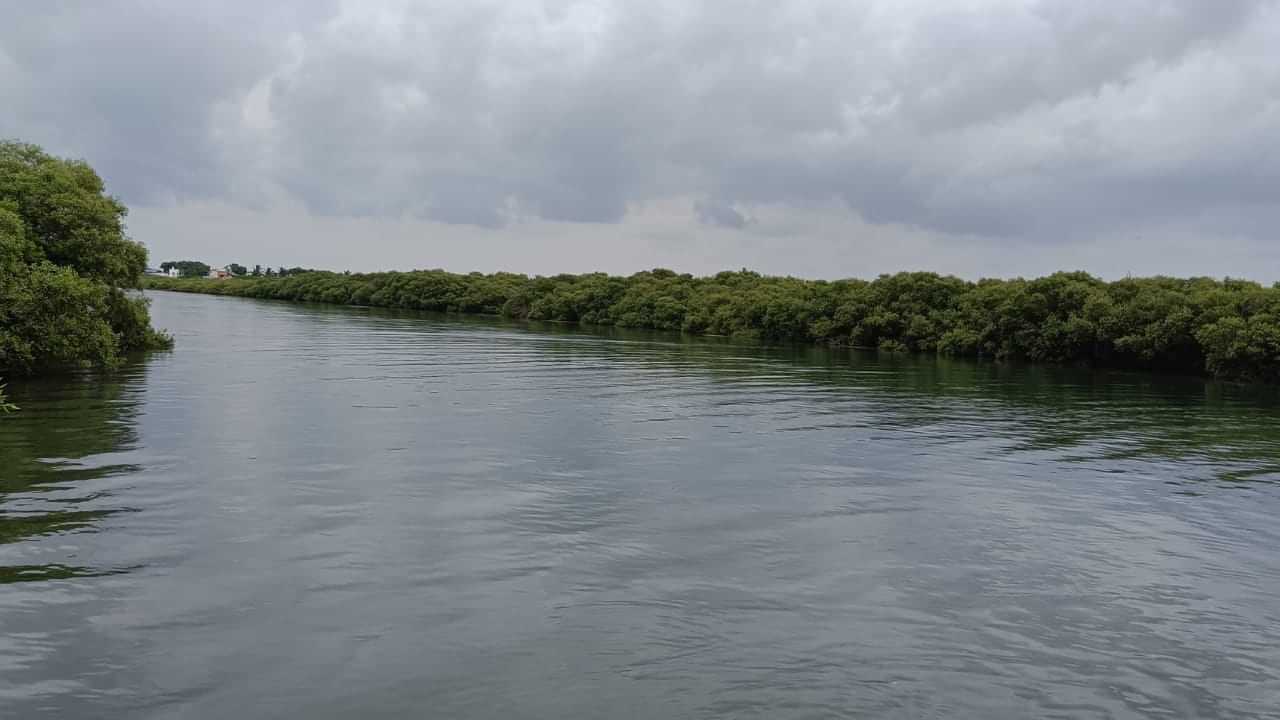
[[2, 292, 1280, 718]]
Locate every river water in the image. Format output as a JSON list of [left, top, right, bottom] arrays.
[[2, 290, 1280, 719]]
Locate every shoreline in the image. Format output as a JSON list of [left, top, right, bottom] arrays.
[[142, 268, 1280, 385]]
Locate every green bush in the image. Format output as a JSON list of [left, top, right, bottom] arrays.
[[144, 267, 1280, 383], [0, 141, 171, 375]]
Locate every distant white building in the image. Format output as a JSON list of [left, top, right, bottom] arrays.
[[168, 267, 180, 278], [207, 267, 232, 280]]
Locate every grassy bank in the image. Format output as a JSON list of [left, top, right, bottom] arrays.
[[144, 269, 1280, 383]]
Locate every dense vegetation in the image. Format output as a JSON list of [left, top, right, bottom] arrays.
[[160, 260, 211, 278], [146, 267, 1280, 383], [0, 141, 170, 377]]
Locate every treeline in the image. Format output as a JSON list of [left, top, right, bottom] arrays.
[[159, 261, 317, 278], [145, 268, 1280, 383], [245, 265, 317, 278], [1, 141, 170, 377]]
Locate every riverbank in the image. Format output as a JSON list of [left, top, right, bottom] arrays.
[[144, 269, 1280, 383]]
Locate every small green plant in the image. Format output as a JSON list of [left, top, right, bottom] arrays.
[[0, 381, 17, 413]]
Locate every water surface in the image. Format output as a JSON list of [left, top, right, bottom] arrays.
[[3, 290, 1280, 718]]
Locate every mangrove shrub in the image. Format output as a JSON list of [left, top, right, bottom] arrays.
[[145, 266, 1280, 383], [0, 141, 170, 375]]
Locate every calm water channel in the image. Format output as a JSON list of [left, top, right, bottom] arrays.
[[3, 290, 1280, 718]]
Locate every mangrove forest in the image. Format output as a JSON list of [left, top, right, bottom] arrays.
[[145, 267, 1280, 384]]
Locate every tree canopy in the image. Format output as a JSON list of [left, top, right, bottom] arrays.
[[147, 267, 1280, 384], [1, 140, 170, 375], [160, 260, 211, 278]]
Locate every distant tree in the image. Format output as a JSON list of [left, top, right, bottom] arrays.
[[160, 260, 210, 278], [140, 264, 1280, 384], [251, 264, 263, 277], [227, 263, 247, 276]]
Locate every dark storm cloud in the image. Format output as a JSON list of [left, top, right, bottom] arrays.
[[694, 200, 749, 230], [3, 0, 1278, 242], [0, 1, 338, 203]]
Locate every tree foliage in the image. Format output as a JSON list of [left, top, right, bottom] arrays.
[[160, 260, 211, 278], [146, 266, 1280, 383], [0, 141, 170, 375]]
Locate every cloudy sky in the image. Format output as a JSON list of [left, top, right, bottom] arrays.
[[3, 0, 1278, 279]]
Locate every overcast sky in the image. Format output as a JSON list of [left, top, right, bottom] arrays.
[[3, 0, 1278, 279]]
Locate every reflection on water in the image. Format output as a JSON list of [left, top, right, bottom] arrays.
[[2, 291, 1280, 718], [0, 371, 146, 584]]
